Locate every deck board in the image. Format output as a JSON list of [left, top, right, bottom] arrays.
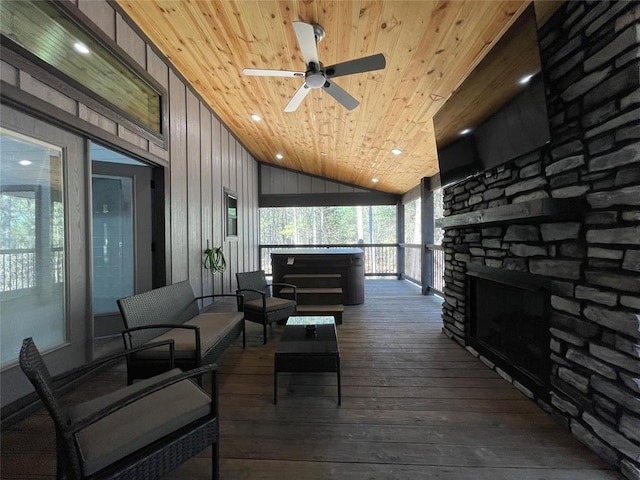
[[1, 279, 622, 479]]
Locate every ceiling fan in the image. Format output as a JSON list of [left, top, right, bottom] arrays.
[[242, 21, 386, 112]]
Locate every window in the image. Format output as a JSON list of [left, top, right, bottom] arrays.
[[225, 190, 238, 238], [403, 198, 421, 244], [1, 1, 163, 135], [259, 205, 397, 275], [1, 128, 66, 366], [260, 206, 397, 245], [433, 187, 444, 245]]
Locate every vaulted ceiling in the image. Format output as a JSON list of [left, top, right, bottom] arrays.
[[117, 0, 561, 195]]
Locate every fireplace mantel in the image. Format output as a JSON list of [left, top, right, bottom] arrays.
[[435, 198, 585, 229]]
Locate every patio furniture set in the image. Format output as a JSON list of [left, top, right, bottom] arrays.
[[20, 270, 341, 479]]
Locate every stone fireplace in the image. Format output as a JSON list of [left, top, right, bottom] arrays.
[[437, 2, 639, 479]]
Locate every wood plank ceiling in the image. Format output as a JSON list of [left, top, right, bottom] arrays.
[[117, 0, 561, 195]]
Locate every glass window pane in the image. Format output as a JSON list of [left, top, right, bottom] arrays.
[[92, 176, 134, 314], [404, 199, 421, 244], [260, 206, 397, 245], [259, 205, 397, 275], [1, 128, 66, 367], [433, 188, 444, 245], [1, 1, 162, 133]]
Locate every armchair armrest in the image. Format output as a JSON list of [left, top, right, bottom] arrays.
[[52, 340, 176, 386], [236, 287, 268, 310], [67, 363, 217, 433], [122, 324, 201, 358], [195, 293, 244, 312], [269, 282, 297, 301]]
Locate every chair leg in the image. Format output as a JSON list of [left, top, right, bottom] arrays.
[[263, 323, 267, 345], [242, 324, 246, 349], [212, 440, 219, 479]]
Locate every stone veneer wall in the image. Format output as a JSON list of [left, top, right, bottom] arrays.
[[439, 2, 639, 478]]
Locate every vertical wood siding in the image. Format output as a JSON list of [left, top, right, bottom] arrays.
[[186, 90, 202, 294], [57, 0, 261, 290], [200, 107, 213, 304], [211, 117, 224, 295], [0, 0, 262, 287], [169, 71, 189, 282], [0, 0, 260, 408], [260, 164, 371, 195]]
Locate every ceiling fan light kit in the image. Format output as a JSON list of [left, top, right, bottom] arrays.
[[243, 21, 386, 112]]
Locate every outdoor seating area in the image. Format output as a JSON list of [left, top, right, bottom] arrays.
[[2, 280, 622, 479], [0, 2, 637, 479], [117, 281, 246, 384]]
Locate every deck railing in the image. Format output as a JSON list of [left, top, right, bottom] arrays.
[[0, 248, 64, 292], [430, 245, 445, 295], [259, 243, 444, 296], [259, 244, 398, 277], [1, 244, 440, 295], [401, 244, 421, 284]]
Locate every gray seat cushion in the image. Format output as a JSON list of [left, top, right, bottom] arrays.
[[70, 368, 182, 420], [69, 370, 211, 475], [136, 312, 244, 360], [244, 296, 295, 313]]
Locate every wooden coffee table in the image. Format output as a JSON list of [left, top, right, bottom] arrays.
[[274, 316, 341, 405]]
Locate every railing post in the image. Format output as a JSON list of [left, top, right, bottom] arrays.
[[397, 201, 404, 279]]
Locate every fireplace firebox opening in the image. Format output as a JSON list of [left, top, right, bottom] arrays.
[[467, 264, 551, 400]]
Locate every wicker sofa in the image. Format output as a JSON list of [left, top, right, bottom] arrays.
[[117, 280, 245, 384]]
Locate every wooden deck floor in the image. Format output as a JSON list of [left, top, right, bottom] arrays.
[[2, 280, 622, 479]]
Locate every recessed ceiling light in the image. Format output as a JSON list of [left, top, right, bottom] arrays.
[[460, 128, 472, 135], [18, 160, 32, 166], [250, 114, 262, 122], [372, 178, 379, 183], [73, 42, 90, 54], [391, 148, 402, 155], [518, 73, 535, 85], [275, 153, 283, 160]]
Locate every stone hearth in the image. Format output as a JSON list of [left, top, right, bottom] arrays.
[[438, 2, 640, 479]]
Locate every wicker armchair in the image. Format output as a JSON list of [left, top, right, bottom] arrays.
[[236, 270, 297, 344], [19, 337, 219, 479]]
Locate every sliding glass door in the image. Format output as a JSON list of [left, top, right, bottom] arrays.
[[1, 106, 89, 407], [91, 148, 152, 338]]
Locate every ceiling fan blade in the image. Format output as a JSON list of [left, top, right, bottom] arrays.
[[243, 68, 304, 77], [284, 83, 312, 112], [293, 21, 319, 67], [323, 79, 359, 111], [323, 53, 386, 78]]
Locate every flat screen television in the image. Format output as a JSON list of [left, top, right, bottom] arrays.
[[474, 73, 550, 171], [436, 73, 550, 187], [436, 134, 482, 187], [434, 6, 551, 188]]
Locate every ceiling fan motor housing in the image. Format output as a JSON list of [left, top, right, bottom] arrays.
[[305, 71, 326, 88]]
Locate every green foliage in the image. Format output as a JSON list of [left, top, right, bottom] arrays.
[[1, 194, 36, 249], [260, 205, 397, 245], [404, 199, 421, 244]]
